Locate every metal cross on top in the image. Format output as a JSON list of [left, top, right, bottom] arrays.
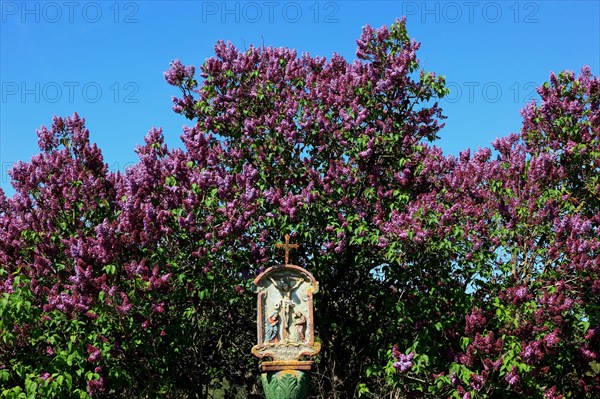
[[276, 234, 298, 265]]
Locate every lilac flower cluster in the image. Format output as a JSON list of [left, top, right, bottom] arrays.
[[392, 345, 414, 372]]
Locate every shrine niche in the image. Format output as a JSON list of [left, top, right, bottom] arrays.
[[251, 235, 320, 371]]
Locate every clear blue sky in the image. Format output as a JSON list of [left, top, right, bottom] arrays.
[[1, 1, 599, 196]]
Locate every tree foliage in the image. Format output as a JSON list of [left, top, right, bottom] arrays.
[[0, 18, 598, 398]]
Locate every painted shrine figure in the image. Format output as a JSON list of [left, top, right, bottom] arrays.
[[265, 308, 280, 343], [294, 311, 307, 342]]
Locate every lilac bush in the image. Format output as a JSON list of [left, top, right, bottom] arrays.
[[380, 67, 599, 398]]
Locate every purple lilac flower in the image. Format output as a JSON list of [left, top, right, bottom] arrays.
[[470, 373, 485, 391], [87, 376, 106, 396], [393, 351, 415, 372], [86, 344, 101, 362], [544, 330, 560, 347], [505, 367, 519, 385]]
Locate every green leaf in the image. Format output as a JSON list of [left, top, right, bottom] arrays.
[[102, 264, 116, 275]]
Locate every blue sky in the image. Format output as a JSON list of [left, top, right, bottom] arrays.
[[1, 1, 599, 196]]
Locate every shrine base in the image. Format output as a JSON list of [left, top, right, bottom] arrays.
[[260, 362, 311, 399]]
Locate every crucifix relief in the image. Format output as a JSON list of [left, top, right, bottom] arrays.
[[252, 236, 320, 365], [268, 275, 304, 342]]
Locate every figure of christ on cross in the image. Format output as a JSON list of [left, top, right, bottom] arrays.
[[268, 276, 304, 342]]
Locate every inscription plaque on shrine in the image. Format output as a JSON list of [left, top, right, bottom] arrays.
[[251, 235, 320, 373]]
